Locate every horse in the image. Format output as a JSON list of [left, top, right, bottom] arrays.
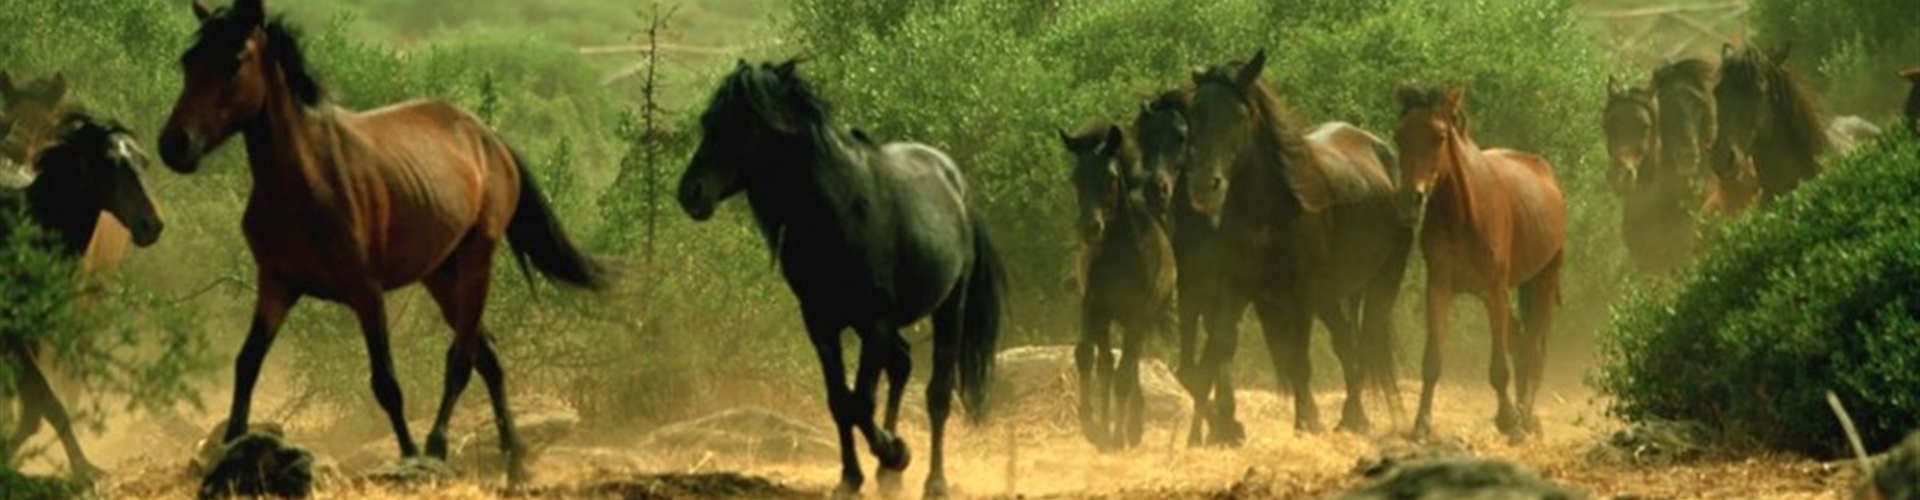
[[2, 113, 165, 480], [1604, 74, 1700, 275], [1132, 89, 1236, 446], [676, 59, 1005, 498], [1182, 50, 1411, 442], [1650, 58, 1762, 217], [1394, 85, 1565, 442], [0, 72, 134, 279], [1058, 123, 1176, 451], [1711, 43, 1830, 205], [1904, 67, 1920, 136], [156, 0, 607, 486]]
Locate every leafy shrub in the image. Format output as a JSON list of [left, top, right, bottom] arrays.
[[1599, 133, 1920, 457], [1749, 0, 1919, 117]]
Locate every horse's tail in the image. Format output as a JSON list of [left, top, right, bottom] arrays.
[[506, 147, 608, 290], [957, 215, 1007, 424]]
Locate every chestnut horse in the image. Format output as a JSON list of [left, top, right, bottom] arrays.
[[1394, 86, 1565, 442], [2, 113, 164, 480], [677, 60, 1005, 499], [157, 0, 606, 485], [1059, 124, 1176, 450], [1711, 44, 1830, 205], [0, 72, 136, 279], [1184, 50, 1411, 443]]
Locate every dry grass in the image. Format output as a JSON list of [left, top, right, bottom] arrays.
[[45, 376, 1859, 499]]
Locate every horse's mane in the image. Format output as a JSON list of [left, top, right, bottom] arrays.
[[1394, 86, 1472, 135], [189, 8, 324, 107], [1064, 123, 1141, 176], [726, 61, 834, 135], [1721, 46, 1829, 154], [1653, 58, 1715, 92], [1195, 64, 1317, 186], [1145, 88, 1191, 113]]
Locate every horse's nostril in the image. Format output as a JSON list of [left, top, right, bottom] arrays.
[[1210, 176, 1225, 189]]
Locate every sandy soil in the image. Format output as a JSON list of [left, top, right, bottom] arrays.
[[15, 375, 1858, 500]]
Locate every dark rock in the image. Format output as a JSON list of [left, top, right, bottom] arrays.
[[197, 433, 315, 500], [1334, 457, 1587, 500], [361, 456, 458, 485], [190, 419, 288, 477], [1591, 420, 1707, 465], [581, 472, 811, 500]]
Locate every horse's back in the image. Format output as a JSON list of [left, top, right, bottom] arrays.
[[1305, 122, 1398, 203], [1482, 148, 1566, 280], [871, 140, 974, 318]]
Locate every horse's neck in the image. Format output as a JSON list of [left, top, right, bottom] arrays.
[[744, 127, 867, 250], [241, 78, 334, 204], [1430, 133, 1494, 232], [21, 182, 100, 256]]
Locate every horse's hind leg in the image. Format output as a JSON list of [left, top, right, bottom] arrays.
[[423, 234, 528, 484], [5, 346, 101, 479], [1256, 299, 1320, 434], [1516, 253, 1563, 435], [924, 290, 965, 498], [1320, 300, 1370, 434]]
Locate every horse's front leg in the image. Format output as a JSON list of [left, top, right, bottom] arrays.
[[1074, 301, 1113, 449], [1198, 290, 1247, 446], [4, 343, 101, 479], [854, 326, 910, 488], [1319, 300, 1370, 434], [221, 278, 300, 445], [807, 321, 864, 497], [347, 290, 418, 457], [1412, 279, 1453, 440], [1256, 297, 1319, 434]]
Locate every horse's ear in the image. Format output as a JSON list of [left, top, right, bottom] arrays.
[[1721, 43, 1736, 60], [1606, 75, 1620, 97], [192, 0, 213, 21], [1057, 128, 1074, 149], [233, 0, 264, 26], [1139, 100, 1152, 116], [1393, 86, 1421, 113], [1442, 87, 1466, 113], [1101, 124, 1125, 155], [1902, 67, 1920, 83], [775, 58, 800, 78], [1236, 49, 1267, 88], [48, 72, 67, 99]]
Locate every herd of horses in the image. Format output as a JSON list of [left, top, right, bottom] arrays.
[[3, 0, 1917, 497]]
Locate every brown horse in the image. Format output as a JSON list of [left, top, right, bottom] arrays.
[[1711, 44, 1830, 204], [157, 0, 605, 486], [1394, 86, 1565, 442], [1059, 124, 1176, 450], [1184, 50, 1411, 442], [3, 113, 165, 480], [0, 72, 135, 279]]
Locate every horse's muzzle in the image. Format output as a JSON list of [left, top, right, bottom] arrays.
[[157, 128, 204, 174], [130, 217, 164, 247], [678, 179, 716, 221]]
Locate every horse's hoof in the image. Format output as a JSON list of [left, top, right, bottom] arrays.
[[1336, 418, 1372, 435], [423, 434, 450, 460], [1503, 428, 1531, 446], [1208, 419, 1246, 447], [1494, 410, 1522, 436], [71, 462, 106, 484], [834, 480, 862, 499], [923, 476, 950, 499], [1295, 417, 1326, 435], [1409, 420, 1434, 441], [876, 436, 911, 471]]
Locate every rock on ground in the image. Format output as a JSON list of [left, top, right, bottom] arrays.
[[190, 419, 288, 477], [991, 345, 1188, 423], [636, 407, 836, 464], [196, 433, 315, 500], [1334, 457, 1587, 500]]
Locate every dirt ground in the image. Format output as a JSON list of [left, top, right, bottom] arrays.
[[16, 373, 1861, 500]]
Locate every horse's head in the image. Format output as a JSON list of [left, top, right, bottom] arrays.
[[1902, 66, 1920, 136], [1132, 92, 1188, 218], [679, 58, 821, 221], [160, 0, 320, 173], [1, 71, 71, 163], [1184, 49, 1268, 217], [1393, 85, 1470, 222], [1603, 77, 1658, 196], [32, 114, 164, 248], [1708, 43, 1788, 184], [1060, 124, 1133, 244]]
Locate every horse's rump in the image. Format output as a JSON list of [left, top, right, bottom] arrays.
[[1304, 122, 1398, 205], [1482, 148, 1566, 281]]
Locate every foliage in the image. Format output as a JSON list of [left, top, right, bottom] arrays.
[[1599, 133, 1920, 457], [1748, 0, 1920, 117], [0, 464, 78, 500]]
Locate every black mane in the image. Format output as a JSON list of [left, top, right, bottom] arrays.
[[186, 8, 323, 107]]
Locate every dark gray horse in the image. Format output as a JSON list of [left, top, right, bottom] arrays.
[[677, 59, 1006, 499], [3, 113, 165, 480]]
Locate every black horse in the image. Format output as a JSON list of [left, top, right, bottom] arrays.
[[676, 59, 1006, 499], [1132, 89, 1241, 446], [1058, 124, 1176, 451], [2, 113, 165, 479]]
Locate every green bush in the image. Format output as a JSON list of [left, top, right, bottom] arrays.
[[1749, 0, 1919, 117], [1599, 133, 1920, 457]]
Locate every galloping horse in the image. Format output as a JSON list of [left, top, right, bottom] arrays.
[[1183, 50, 1410, 441], [1394, 86, 1565, 442], [1711, 44, 1830, 205], [0, 72, 136, 279], [1133, 89, 1234, 446], [3, 113, 165, 479], [157, 0, 606, 485], [1059, 124, 1176, 450], [677, 60, 1005, 498]]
